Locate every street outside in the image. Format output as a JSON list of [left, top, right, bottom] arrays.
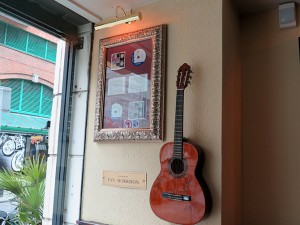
[[0, 192, 17, 217]]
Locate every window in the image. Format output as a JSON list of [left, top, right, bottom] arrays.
[[0, 20, 57, 62], [0, 79, 53, 118]]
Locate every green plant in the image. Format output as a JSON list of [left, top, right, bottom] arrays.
[[0, 157, 46, 225]]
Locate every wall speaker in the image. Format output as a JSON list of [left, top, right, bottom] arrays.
[[279, 2, 296, 28]]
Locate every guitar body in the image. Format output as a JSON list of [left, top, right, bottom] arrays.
[[150, 142, 208, 225]]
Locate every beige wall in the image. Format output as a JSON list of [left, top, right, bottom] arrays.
[[82, 0, 222, 225], [241, 8, 300, 225], [222, 0, 241, 225]]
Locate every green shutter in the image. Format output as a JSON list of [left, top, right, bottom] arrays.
[[46, 42, 57, 62], [1, 79, 21, 111], [1, 79, 53, 117], [21, 80, 41, 114], [28, 34, 47, 58], [0, 21, 57, 62], [0, 21, 6, 44], [41, 86, 53, 116], [6, 25, 27, 51]]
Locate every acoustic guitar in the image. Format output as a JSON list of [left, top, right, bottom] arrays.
[[150, 63, 211, 225]]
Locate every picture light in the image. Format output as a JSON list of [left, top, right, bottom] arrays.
[[94, 12, 141, 30]]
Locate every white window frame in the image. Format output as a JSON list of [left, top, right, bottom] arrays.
[[43, 23, 92, 225]]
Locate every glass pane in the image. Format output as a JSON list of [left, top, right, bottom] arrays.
[[0, 16, 60, 224]]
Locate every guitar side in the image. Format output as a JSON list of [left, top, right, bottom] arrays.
[[150, 142, 210, 225]]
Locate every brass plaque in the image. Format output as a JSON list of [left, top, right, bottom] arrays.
[[102, 171, 147, 189]]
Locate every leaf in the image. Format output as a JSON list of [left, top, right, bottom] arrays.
[[0, 156, 46, 225], [0, 168, 23, 195]]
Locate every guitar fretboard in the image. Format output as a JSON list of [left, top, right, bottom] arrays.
[[173, 89, 184, 158]]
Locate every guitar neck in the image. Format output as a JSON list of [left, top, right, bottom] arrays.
[[173, 89, 184, 158]]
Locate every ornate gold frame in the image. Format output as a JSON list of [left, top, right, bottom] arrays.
[[94, 25, 166, 141]]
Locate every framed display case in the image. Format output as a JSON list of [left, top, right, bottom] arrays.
[[94, 25, 166, 141]]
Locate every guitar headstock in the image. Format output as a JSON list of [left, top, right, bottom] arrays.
[[176, 63, 192, 89]]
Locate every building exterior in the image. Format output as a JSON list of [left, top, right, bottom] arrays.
[[0, 18, 57, 86], [0, 17, 58, 212]]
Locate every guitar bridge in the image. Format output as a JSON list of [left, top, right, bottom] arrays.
[[162, 192, 191, 201]]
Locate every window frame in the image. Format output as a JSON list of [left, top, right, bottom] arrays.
[[0, 2, 92, 225]]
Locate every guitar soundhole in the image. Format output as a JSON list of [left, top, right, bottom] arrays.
[[168, 158, 187, 178], [171, 158, 184, 174]]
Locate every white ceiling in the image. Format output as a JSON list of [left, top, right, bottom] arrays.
[[234, 0, 300, 15], [55, 0, 158, 23], [51, 0, 300, 24]]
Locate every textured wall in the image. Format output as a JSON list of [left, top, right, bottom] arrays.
[[82, 0, 222, 224], [241, 8, 300, 225]]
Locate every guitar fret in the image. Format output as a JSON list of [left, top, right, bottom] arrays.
[[173, 89, 184, 158], [173, 152, 182, 155]]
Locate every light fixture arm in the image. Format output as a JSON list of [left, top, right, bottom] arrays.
[[116, 5, 127, 18]]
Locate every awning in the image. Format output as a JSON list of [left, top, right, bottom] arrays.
[[0, 112, 49, 135]]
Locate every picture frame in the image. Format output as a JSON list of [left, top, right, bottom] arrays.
[[94, 25, 166, 141]]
